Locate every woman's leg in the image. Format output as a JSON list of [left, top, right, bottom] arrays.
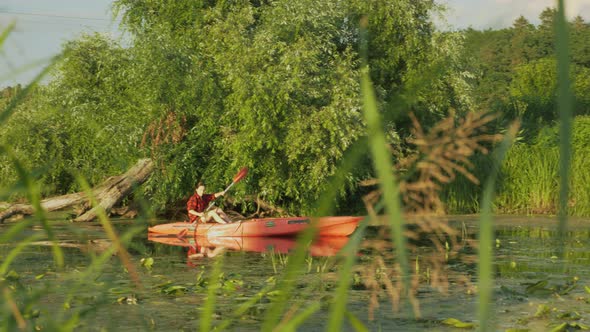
[[208, 210, 227, 224], [214, 208, 230, 222]]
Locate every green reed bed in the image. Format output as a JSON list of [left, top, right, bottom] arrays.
[[445, 117, 590, 217], [496, 144, 560, 214]]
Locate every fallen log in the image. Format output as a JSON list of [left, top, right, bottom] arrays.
[[0, 159, 154, 223]]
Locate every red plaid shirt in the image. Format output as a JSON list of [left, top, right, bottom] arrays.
[[187, 193, 215, 223]]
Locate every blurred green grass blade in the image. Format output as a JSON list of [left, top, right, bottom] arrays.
[[359, 17, 409, 294], [0, 55, 59, 124], [75, 174, 142, 288], [0, 218, 33, 244], [0, 145, 64, 267], [3, 287, 27, 330], [0, 21, 15, 47], [214, 285, 273, 331], [555, 0, 573, 242], [327, 215, 369, 332], [68, 225, 141, 281], [56, 227, 141, 324], [277, 301, 321, 332], [477, 122, 518, 332], [200, 255, 224, 332], [0, 234, 43, 275], [346, 310, 369, 332], [313, 136, 367, 217], [261, 221, 316, 331], [324, 138, 371, 332], [261, 136, 367, 331], [1, 57, 59, 83]]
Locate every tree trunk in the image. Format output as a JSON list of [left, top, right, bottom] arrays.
[[0, 159, 154, 223]]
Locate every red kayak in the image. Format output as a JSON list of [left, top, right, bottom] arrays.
[[147, 234, 351, 257], [147, 216, 362, 237]]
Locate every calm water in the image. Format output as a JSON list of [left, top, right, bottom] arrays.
[[1, 214, 589, 331]]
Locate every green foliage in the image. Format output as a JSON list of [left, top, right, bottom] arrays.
[[446, 116, 590, 216], [110, 0, 467, 214], [461, 8, 590, 126], [0, 34, 149, 195], [509, 57, 590, 123]]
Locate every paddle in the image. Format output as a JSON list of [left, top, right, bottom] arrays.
[[202, 167, 248, 214], [209, 166, 248, 205], [221, 166, 249, 194]]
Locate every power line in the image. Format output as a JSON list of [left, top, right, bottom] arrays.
[[0, 10, 112, 21], [4, 16, 114, 28]]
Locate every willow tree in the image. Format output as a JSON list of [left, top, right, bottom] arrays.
[[0, 34, 148, 195], [113, 0, 471, 214]]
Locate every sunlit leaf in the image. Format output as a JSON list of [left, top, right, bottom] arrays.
[[442, 318, 475, 329], [140, 257, 154, 269], [549, 322, 590, 332], [5, 270, 20, 281], [533, 304, 550, 318], [346, 311, 369, 332], [525, 280, 549, 294], [162, 285, 188, 295]]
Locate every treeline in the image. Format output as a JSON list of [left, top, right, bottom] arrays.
[[1, 3, 589, 216], [445, 8, 590, 215], [462, 7, 590, 128]]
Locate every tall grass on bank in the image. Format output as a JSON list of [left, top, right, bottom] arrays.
[[497, 145, 559, 214], [445, 117, 590, 216], [555, 0, 574, 240]]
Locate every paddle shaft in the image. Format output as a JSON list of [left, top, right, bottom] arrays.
[[202, 167, 248, 213]]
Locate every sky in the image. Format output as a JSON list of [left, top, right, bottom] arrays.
[[1, 0, 590, 87]]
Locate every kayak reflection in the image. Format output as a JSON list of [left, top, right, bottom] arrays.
[[147, 234, 352, 258]]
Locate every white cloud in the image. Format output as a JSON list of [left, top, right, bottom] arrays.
[[441, 0, 590, 30]]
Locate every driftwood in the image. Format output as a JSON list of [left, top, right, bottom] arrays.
[[0, 158, 154, 223], [27, 239, 113, 254]]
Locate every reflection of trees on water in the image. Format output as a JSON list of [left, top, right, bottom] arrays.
[[496, 226, 590, 277]]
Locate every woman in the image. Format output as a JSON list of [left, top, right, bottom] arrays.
[[187, 181, 230, 224]]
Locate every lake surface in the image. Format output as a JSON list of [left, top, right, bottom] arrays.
[[1, 214, 589, 331]]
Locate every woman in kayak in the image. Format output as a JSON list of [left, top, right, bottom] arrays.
[[187, 181, 230, 224]]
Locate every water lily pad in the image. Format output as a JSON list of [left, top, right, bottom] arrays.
[[549, 322, 590, 332], [140, 257, 154, 269], [441, 318, 475, 329], [162, 285, 188, 295], [5, 270, 20, 281], [533, 304, 550, 318], [556, 311, 581, 320]]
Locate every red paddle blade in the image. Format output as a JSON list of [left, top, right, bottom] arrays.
[[232, 167, 248, 184]]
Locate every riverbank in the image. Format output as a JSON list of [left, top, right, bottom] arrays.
[[444, 116, 590, 217]]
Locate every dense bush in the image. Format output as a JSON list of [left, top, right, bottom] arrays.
[[0, 34, 150, 196]]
